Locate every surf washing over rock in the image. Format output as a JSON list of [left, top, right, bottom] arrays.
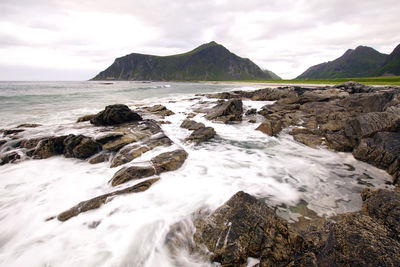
[[0, 81, 399, 266]]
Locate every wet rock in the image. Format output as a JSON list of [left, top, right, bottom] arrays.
[[109, 165, 156, 186], [293, 134, 323, 148], [353, 132, 400, 183], [345, 111, 400, 145], [0, 140, 6, 148], [63, 135, 102, 159], [205, 99, 243, 123], [193, 191, 304, 266], [245, 108, 257, 116], [256, 119, 282, 136], [95, 132, 125, 144], [186, 127, 216, 144], [151, 149, 188, 174], [310, 212, 400, 266], [90, 104, 142, 126], [30, 136, 67, 159], [361, 188, 400, 240], [88, 153, 110, 164], [110, 134, 172, 168], [0, 151, 20, 165], [57, 178, 160, 221], [325, 131, 353, 152], [16, 123, 41, 128], [76, 114, 95, 123], [2, 129, 24, 136], [180, 119, 205, 130], [101, 135, 137, 151], [142, 104, 174, 117]]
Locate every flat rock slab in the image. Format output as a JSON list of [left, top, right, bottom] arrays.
[[57, 178, 160, 221], [151, 149, 188, 174], [109, 166, 156, 186], [180, 119, 205, 130]]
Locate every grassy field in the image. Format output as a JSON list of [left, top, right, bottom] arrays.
[[236, 76, 400, 86]]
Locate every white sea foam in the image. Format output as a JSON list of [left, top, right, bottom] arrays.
[[0, 81, 393, 266]]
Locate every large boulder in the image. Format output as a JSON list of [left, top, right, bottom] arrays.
[[205, 99, 243, 123], [28, 136, 67, 159], [151, 149, 188, 174], [256, 119, 282, 136], [63, 135, 102, 159], [353, 132, 400, 184], [362, 188, 400, 239], [109, 166, 156, 186], [345, 111, 400, 145], [186, 127, 216, 144], [193, 191, 304, 266], [90, 104, 142, 126]]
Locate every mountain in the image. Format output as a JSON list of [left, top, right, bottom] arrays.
[[375, 44, 400, 76], [92, 41, 280, 81], [297, 46, 388, 79]]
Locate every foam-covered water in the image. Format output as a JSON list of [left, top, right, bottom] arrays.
[[0, 81, 393, 266]]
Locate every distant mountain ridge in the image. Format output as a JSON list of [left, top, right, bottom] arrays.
[[297, 46, 388, 79], [92, 41, 280, 81], [375, 44, 400, 76]]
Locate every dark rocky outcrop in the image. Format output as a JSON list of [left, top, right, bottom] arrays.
[[64, 135, 102, 159], [27, 136, 67, 159], [77, 114, 95, 123], [180, 119, 205, 131], [90, 104, 142, 126], [205, 99, 243, 123], [192, 189, 400, 266], [151, 149, 188, 174], [109, 166, 156, 186], [185, 127, 216, 144], [193, 191, 304, 266], [57, 178, 160, 221], [0, 151, 20, 165]]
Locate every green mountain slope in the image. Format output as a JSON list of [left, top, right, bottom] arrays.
[[92, 41, 279, 81], [375, 44, 400, 76], [297, 46, 388, 79]]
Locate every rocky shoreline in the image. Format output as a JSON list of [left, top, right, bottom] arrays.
[[0, 82, 399, 265]]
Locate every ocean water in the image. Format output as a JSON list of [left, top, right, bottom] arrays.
[[0, 81, 393, 266]]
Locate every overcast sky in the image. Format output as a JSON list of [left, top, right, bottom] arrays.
[[0, 0, 399, 80]]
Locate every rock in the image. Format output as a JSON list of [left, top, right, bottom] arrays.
[[248, 119, 257, 123], [63, 135, 102, 159], [151, 149, 188, 174], [334, 81, 374, 94], [193, 191, 304, 266], [57, 178, 160, 221], [180, 119, 205, 130], [76, 114, 95, 123], [345, 111, 400, 145], [109, 166, 156, 186], [30, 136, 67, 159], [0, 151, 20, 165], [205, 99, 243, 123], [95, 132, 125, 144], [185, 127, 216, 144], [142, 104, 174, 117], [16, 123, 41, 128], [361, 188, 400, 240], [101, 135, 137, 151], [2, 129, 24, 136], [325, 131, 353, 152], [256, 119, 282, 136], [353, 132, 400, 184], [88, 153, 110, 164], [110, 135, 172, 168], [245, 108, 257, 115], [309, 212, 400, 266], [293, 134, 323, 148], [90, 104, 142, 126]]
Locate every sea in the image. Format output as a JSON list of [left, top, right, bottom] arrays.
[[0, 81, 393, 266]]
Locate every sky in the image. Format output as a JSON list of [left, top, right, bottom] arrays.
[[0, 0, 399, 80]]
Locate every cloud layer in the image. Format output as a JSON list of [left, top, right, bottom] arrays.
[[1, 0, 399, 80]]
